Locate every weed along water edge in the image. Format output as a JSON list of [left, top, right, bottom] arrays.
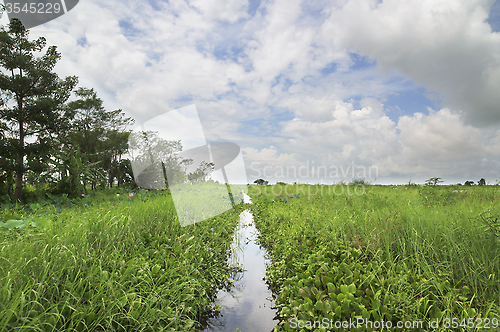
[[250, 184, 500, 332], [201, 194, 278, 332], [2, 185, 499, 331], [0, 189, 246, 331]]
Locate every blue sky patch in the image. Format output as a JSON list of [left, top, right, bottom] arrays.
[[77, 36, 87, 47], [487, 0, 500, 32], [385, 87, 441, 120], [349, 53, 377, 70], [348, 95, 364, 110], [272, 75, 294, 91], [119, 20, 138, 38], [213, 43, 245, 62], [146, 0, 163, 12], [248, 0, 262, 17], [238, 109, 294, 139], [321, 62, 337, 75]]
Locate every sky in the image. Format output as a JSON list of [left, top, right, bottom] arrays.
[[5, 0, 500, 185]]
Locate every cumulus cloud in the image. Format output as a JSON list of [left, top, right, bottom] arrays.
[[322, 0, 500, 126], [247, 102, 500, 183], [279, 97, 398, 166], [189, 0, 250, 23], [34, 0, 250, 124], [19, 0, 500, 183], [243, 145, 304, 181], [397, 109, 488, 162]]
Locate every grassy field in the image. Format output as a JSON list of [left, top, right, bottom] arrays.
[[249, 184, 500, 331], [0, 187, 245, 331], [3, 184, 499, 331]]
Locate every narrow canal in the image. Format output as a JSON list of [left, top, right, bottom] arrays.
[[200, 194, 278, 332]]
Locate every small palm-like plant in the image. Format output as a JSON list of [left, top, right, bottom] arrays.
[[55, 148, 104, 196], [425, 177, 443, 186]]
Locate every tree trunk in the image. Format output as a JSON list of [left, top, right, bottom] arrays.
[[1, 168, 14, 199], [14, 115, 24, 202], [13, 155, 23, 202], [109, 164, 113, 188]]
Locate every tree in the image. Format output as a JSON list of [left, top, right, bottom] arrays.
[[254, 179, 268, 185], [350, 178, 367, 186], [425, 177, 443, 186], [128, 131, 187, 189], [478, 178, 486, 186], [0, 19, 78, 201], [0, 121, 15, 198], [102, 130, 131, 188], [64, 87, 134, 190], [464, 181, 474, 186], [116, 159, 135, 187], [187, 161, 215, 183]]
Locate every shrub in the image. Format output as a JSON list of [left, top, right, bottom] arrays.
[[349, 178, 367, 186]]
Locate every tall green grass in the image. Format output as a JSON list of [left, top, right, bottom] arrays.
[[0, 189, 243, 331], [250, 184, 500, 331]]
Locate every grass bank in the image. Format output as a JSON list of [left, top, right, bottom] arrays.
[[250, 184, 500, 331], [0, 187, 244, 331]]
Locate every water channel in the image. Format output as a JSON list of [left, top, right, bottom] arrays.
[[200, 194, 278, 332]]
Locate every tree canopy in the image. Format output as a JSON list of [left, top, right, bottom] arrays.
[[0, 20, 217, 202], [0, 18, 78, 201]]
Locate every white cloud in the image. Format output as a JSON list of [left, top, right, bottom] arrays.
[[243, 145, 304, 181], [18, 0, 500, 184], [250, 104, 500, 181], [397, 108, 488, 162], [322, 0, 500, 125], [279, 97, 398, 164], [189, 0, 250, 23]]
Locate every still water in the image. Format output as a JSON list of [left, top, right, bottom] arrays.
[[200, 195, 278, 332]]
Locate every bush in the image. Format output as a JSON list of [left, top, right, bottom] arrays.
[[349, 178, 367, 186], [425, 177, 443, 186]]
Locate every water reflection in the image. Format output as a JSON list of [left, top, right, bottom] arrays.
[[200, 195, 278, 332]]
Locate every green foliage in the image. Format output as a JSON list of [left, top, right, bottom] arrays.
[[406, 180, 418, 187], [480, 210, 500, 238], [128, 131, 191, 188], [0, 18, 78, 201], [249, 184, 500, 331], [425, 177, 444, 186], [54, 148, 104, 197], [187, 161, 215, 184], [64, 87, 134, 190], [0, 189, 244, 331], [349, 178, 367, 186]]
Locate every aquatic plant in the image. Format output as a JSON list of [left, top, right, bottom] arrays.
[[249, 184, 500, 331]]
